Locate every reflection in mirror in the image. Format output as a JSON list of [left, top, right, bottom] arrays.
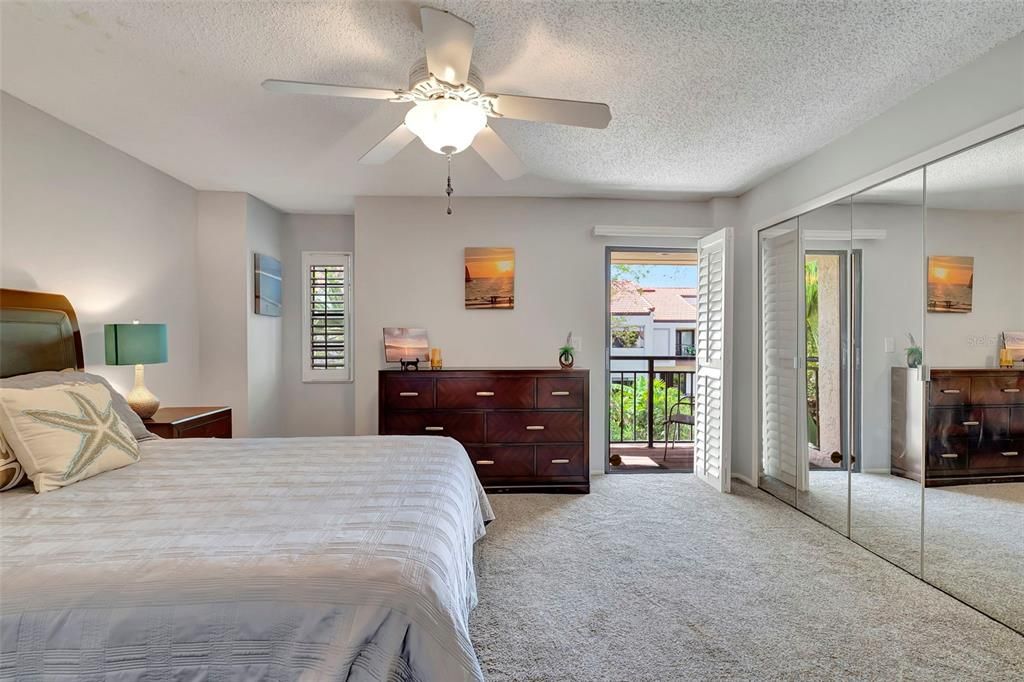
[[759, 219, 800, 507], [922, 128, 1024, 633], [850, 169, 924, 575], [796, 199, 852, 535]]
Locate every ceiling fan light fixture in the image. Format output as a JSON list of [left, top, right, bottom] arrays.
[[404, 98, 486, 155]]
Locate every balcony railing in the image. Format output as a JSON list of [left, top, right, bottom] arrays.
[[609, 355, 695, 448]]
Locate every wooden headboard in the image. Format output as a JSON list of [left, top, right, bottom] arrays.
[[0, 289, 85, 378]]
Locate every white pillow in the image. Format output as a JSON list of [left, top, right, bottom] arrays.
[[0, 382, 140, 493], [0, 428, 25, 491]]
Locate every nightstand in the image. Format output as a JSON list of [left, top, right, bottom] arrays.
[[143, 407, 232, 439]]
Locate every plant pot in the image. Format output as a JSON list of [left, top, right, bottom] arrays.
[[559, 350, 574, 369]]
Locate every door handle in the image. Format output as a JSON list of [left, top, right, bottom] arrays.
[[399, 392, 419, 397], [829, 451, 842, 464], [475, 391, 495, 397], [551, 391, 571, 396], [1002, 388, 1021, 393], [424, 426, 444, 432], [476, 460, 495, 465], [962, 421, 980, 427], [941, 389, 961, 394], [550, 459, 570, 464], [1001, 451, 1020, 457], [940, 453, 959, 459], [526, 425, 545, 431]]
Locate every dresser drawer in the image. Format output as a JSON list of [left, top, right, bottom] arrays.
[[1012, 409, 1024, 437], [536, 445, 586, 478], [971, 375, 1024, 405], [926, 438, 969, 472], [969, 439, 1024, 469], [436, 377, 535, 409], [926, 408, 981, 440], [486, 411, 584, 443], [465, 446, 535, 478], [537, 377, 585, 409], [383, 411, 484, 442], [929, 376, 970, 406], [382, 376, 435, 409]]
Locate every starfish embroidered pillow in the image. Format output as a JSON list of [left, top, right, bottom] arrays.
[[0, 382, 140, 493], [0, 429, 26, 491]]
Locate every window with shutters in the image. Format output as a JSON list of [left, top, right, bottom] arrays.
[[302, 251, 352, 382]]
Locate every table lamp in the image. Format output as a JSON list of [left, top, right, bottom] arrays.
[[104, 321, 168, 419]]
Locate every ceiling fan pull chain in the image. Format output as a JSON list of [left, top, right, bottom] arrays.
[[446, 153, 454, 215]]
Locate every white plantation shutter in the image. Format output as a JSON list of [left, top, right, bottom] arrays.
[[760, 229, 803, 488], [695, 227, 733, 493], [302, 251, 353, 382]]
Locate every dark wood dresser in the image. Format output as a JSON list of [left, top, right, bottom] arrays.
[[892, 368, 1024, 486], [378, 368, 589, 493]]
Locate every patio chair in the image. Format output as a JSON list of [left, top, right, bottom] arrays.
[[663, 395, 695, 462]]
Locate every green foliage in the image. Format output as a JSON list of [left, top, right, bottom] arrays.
[[609, 375, 692, 443], [611, 263, 651, 283], [805, 259, 820, 359]]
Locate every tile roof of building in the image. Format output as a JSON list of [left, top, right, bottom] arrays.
[[610, 281, 697, 321]]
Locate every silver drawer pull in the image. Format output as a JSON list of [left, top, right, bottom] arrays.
[[424, 426, 444, 432], [941, 389, 961, 394], [1002, 451, 1020, 457], [962, 421, 980, 426], [526, 425, 545, 431], [399, 391, 419, 397], [941, 453, 959, 459], [475, 391, 495, 396], [1002, 388, 1021, 393], [550, 458, 570, 464], [551, 391, 571, 396], [476, 460, 495, 465]]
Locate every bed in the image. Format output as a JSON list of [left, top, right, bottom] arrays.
[[0, 289, 495, 681]]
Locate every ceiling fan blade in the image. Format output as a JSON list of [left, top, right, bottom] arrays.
[[489, 93, 611, 129], [359, 123, 418, 165], [262, 79, 401, 100], [420, 7, 475, 85], [472, 126, 527, 180]]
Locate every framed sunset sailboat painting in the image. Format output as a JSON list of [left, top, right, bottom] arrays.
[[927, 255, 974, 313], [465, 247, 515, 309]]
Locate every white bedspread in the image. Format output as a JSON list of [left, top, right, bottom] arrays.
[[0, 435, 494, 681]]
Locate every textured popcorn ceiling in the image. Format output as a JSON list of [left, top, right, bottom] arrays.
[[857, 129, 1024, 210], [2, 1, 1022, 213]]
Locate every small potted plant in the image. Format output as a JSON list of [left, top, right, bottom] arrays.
[[559, 332, 575, 369], [905, 333, 923, 369]]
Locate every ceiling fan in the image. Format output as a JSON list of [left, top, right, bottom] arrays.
[[262, 6, 611, 184]]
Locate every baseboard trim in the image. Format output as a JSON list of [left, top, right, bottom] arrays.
[[731, 473, 756, 487]]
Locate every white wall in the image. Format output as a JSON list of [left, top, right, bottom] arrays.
[[245, 196, 284, 436], [280, 214, 355, 436], [1, 92, 200, 401], [354, 197, 713, 473], [195, 191, 250, 433], [736, 33, 1024, 482], [925, 208, 1024, 367]]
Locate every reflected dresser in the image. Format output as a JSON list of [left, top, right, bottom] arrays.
[[892, 367, 1024, 486], [379, 368, 589, 493]]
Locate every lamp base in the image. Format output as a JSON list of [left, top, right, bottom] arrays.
[[127, 364, 160, 419]]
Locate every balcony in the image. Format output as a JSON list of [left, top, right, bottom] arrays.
[[609, 355, 695, 473]]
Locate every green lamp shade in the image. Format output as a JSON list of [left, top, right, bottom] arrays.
[[104, 324, 168, 366]]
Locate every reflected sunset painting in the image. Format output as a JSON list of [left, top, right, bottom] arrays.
[[927, 256, 974, 313], [465, 247, 515, 309]]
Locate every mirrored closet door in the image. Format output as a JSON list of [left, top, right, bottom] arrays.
[[921, 128, 1024, 633], [849, 170, 925, 576], [795, 199, 852, 535], [757, 125, 1024, 634]]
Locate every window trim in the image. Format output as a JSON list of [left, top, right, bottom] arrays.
[[301, 251, 353, 383]]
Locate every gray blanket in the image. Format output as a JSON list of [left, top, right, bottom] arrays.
[[0, 435, 494, 681]]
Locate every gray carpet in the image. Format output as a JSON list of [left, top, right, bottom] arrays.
[[470, 475, 1024, 681]]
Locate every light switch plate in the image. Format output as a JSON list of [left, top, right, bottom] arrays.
[[884, 337, 894, 353]]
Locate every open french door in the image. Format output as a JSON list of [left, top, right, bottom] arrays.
[[760, 226, 806, 491], [694, 227, 734, 492]]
